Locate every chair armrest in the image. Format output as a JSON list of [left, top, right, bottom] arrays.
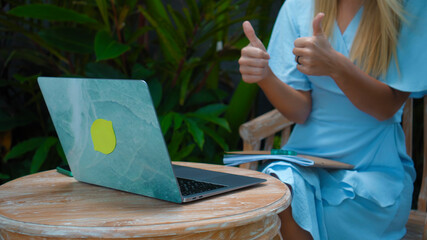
[[239, 109, 294, 169], [239, 109, 294, 149]]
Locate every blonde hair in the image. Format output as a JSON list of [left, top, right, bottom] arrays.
[[315, 0, 405, 78]]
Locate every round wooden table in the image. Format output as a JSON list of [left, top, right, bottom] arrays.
[[0, 162, 290, 239]]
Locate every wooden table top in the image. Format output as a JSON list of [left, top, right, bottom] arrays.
[[0, 162, 290, 239]]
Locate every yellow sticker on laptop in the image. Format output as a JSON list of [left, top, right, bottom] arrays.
[[90, 119, 116, 154]]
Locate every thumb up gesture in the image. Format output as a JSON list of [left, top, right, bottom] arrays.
[[239, 21, 271, 84], [293, 13, 337, 76]]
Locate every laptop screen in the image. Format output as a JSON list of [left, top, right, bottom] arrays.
[[38, 77, 183, 203]]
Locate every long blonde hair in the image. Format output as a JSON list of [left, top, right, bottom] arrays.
[[315, 0, 405, 78]]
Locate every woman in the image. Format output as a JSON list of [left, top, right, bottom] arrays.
[[239, 0, 427, 239]]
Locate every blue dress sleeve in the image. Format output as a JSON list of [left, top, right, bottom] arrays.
[[267, 0, 312, 91], [383, 0, 427, 98]]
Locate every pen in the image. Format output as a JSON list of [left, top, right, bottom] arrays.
[[225, 149, 297, 156]]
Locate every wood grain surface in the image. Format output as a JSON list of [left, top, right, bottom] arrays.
[[0, 162, 290, 239]]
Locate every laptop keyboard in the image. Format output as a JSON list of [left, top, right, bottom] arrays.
[[177, 177, 226, 196]]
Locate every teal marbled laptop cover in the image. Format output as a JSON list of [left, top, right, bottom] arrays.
[[38, 77, 182, 203]]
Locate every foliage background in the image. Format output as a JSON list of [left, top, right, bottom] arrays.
[[0, 0, 285, 184]]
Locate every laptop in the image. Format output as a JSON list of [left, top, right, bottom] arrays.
[[37, 77, 266, 203]]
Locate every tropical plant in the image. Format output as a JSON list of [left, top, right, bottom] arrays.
[[0, 0, 285, 184]]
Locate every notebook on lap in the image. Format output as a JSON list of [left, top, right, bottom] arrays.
[[37, 77, 265, 203]]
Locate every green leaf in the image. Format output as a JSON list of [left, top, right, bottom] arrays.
[[95, 30, 130, 61], [95, 0, 110, 31], [166, 5, 190, 39], [0, 110, 36, 131], [188, 113, 230, 132], [160, 112, 174, 135], [0, 173, 10, 180], [215, 0, 231, 40], [126, 26, 150, 44], [138, 6, 183, 63], [200, 125, 229, 151], [184, 0, 200, 23], [167, 130, 186, 158], [173, 113, 184, 131], [174, 143, 195, 161], [144, 0, 170, 23], [39, 27, 95, 54], [2, 50, 16, 71], [182, 8, 194, 31], [179, 69, 193, 106], [131, 63, 155, 79], [223, 81, 259, 148], [186, 89, 228, 107], [126, 0, 138, 10], [160, 88, 179, 114], [194, 16, 249, 47], [8, 4, 98, 24], [85, 62, 126, 79], [147, 79, 162, 108], [4, 137, 45, 163], [185, 118, 204, 150], [30, 137, 58, 173], [13, 73, 39, 84], [5, 49, 49, 68], [205, 63, 220, 89], [56, 142, 67, 164], [195, 104, 228, 116], [0, 15, 69, 64]]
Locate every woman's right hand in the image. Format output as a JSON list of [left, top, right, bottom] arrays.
[[238, 21, 271, 84], [238, 21, 312, 124]]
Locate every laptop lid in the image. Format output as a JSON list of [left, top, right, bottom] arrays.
[[38, 77, 183, 203]]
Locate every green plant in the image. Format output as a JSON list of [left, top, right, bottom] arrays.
[[223, 0, 285, 149], [0, 0, 285, 183]]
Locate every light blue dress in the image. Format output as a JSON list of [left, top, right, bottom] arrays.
[[263, 0, 427, 239]]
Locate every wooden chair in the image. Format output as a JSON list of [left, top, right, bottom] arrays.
[[238, 97, 427, 239]]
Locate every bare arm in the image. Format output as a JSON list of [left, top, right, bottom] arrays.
[[329, 52, 409, 120], [258, 67, 311, 124], [239, 21, 312, 124]]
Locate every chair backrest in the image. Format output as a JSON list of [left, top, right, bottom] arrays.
[[239, 97, 427, 212], [411, 96, 427, 212]]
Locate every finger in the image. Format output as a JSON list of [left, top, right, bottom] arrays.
[[294, 37, 313, 48], [241, 75, 264, 84], [295, 55, 302, 65], [295, 55, 306, 66], [292, 47, 309, 57], [241, 46, 270, 59], [297, 63, 317, 76], [312, 12, 325, 36], [239, 65, 265, 76], [243, 21, 266, 51], [239, 57, 269, 68], [296, 64, 309, 75]]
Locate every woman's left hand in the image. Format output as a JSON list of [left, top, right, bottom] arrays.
[[293, 13, 338, 76]]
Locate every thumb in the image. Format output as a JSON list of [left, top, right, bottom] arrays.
[[243, 21, 266, 51], [312, 12, 325, 36]]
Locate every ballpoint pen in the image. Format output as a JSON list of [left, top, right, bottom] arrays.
[[225, 149, 297, 156]]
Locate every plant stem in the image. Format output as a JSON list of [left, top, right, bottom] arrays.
[[194, 62, 216, 93], [66, 53, 75, 75], [138, 13, 148, 50]]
